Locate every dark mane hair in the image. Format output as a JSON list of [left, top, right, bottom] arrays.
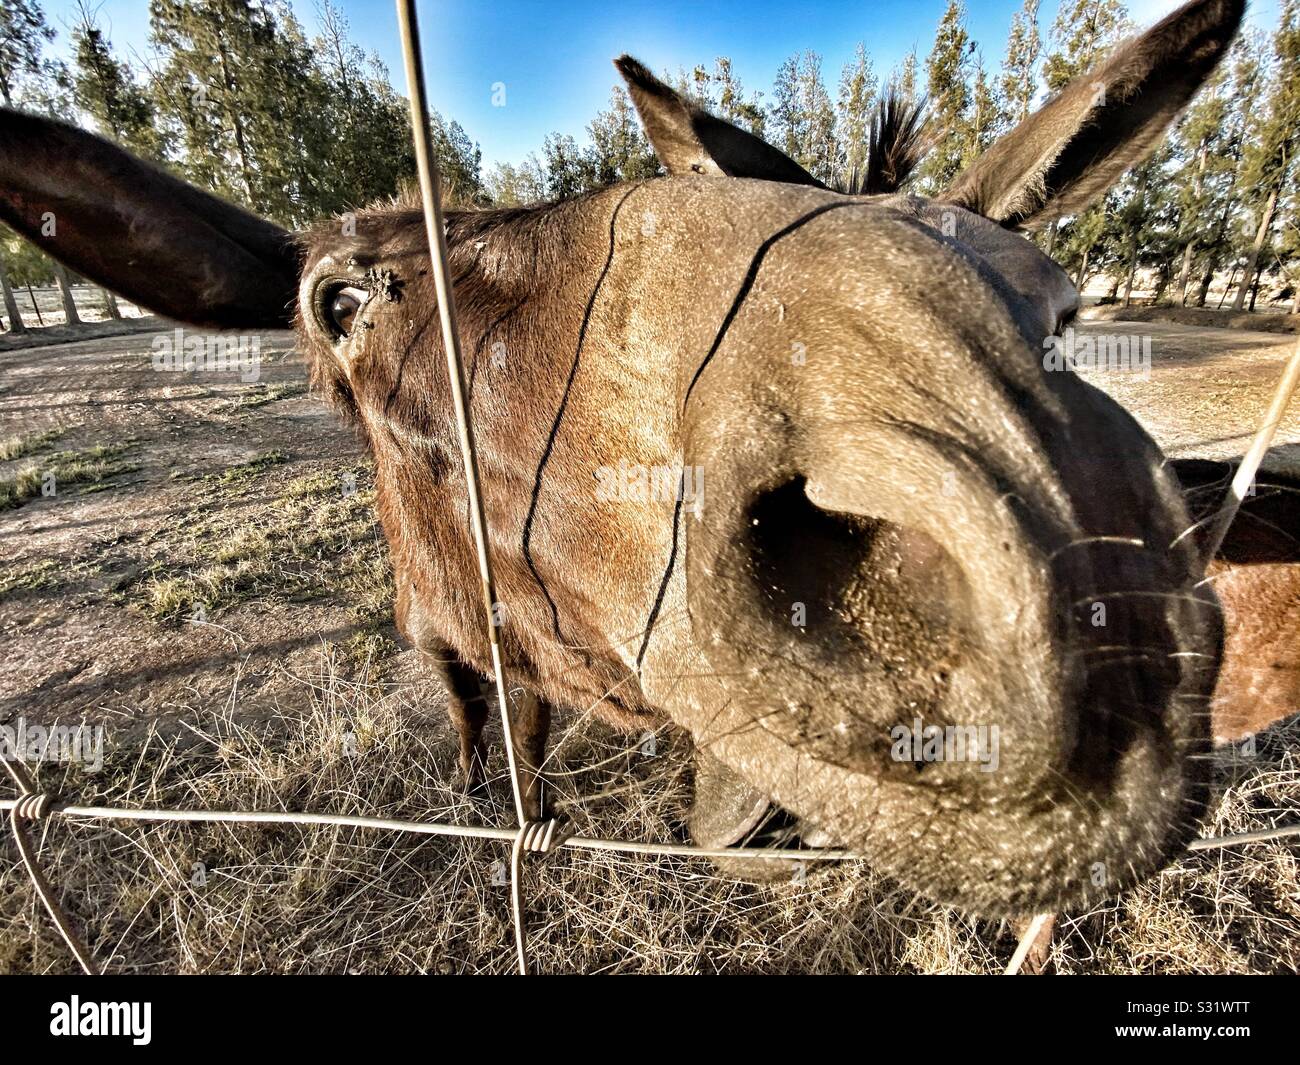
[[838, 91, 930, 195]]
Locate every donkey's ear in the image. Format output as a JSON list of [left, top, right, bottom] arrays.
[[614, 55, 826, 189], [945, 0, 1244, 228], [0, 108, 298, 329]]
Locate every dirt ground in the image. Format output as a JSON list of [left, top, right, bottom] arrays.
[[1086, 304, 1299, 335], [1, 323, 390, 737], [1, 318, 1297, 974], [1081, 320, 1300, 468]]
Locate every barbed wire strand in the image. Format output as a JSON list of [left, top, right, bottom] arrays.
[[395, 0, 553, 975], [1, 759, 99, 975], [5, 794, 1293, 855], [2, 786, 1297, 973]]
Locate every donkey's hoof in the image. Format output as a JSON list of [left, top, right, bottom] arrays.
[[520, 783, 558, 824], [461, 758, 489, 801]]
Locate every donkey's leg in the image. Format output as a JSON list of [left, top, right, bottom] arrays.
[[428, 653, 491, 795], [395, 577, 492, 795], [1009, 913, 1057, 975], [507, 687, 554, 821]]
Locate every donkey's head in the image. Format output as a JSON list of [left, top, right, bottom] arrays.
[[0, 0, 1243, 916]]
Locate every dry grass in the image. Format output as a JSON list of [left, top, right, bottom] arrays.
[[0, 428, 63, 462], [130, 460, 392, 629], [218, 382, 310, 411], [1, 651, 1296, 974]]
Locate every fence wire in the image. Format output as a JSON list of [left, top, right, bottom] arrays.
[[4, 0, 1299, 985], [3, 772, 1298, 975]]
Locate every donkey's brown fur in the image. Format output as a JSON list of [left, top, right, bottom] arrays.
[[1176, 460, 1300, 741], [2, 0, 1280, 918]]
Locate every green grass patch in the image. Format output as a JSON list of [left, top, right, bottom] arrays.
[[337, 630, 400, 686], [0, 443, 137, 510], [132, 462, 393, 627], [207, 449, 289, 490], [222, 382, 309, 411], [0, 557, 105, 598], [0, 558, 64, 596], [0, 427, 63, 461]]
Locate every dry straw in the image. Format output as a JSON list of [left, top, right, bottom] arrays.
[[3, 3, 1300, 981]]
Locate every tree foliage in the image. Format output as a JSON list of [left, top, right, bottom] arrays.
[[4, 0, 1300, 329]]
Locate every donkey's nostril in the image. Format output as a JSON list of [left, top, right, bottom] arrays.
[[701, 474, 982, 774], [746, 477, 883, 637], [743, 476, 973, 657]]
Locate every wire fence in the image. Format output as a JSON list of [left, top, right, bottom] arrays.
[[4, 0, 1300, 981], [5, 742, 1300, 976]]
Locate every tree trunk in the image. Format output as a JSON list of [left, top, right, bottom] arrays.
[[1217, 264, 1238, 308], [1176, 142, 1209, 307], [1176, 241, 1196, 306], [55, 265, 82, 326], [1196, 205, 1233, 307], [1122, 170, 1150, 307], [25, 284, 44, 325], [1074, 246, 1092, 289], [102, 289, 122, 319], [1196, 257, 1218, 307], [1293, 286, 1299, 315], [1232, 184, 1280, 311], [0, 258, 27, 334], [1151, 269, 1171, 306], [217, 44, 257, 203]]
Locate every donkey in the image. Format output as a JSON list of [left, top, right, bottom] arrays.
[[0, 0, 1271, 918]]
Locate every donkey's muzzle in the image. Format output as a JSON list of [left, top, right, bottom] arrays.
[[664, 405, 1222, 914], [640, 207, 1222, 914], [684, 471, 1217, 913]]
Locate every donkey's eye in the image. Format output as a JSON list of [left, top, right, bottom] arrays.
[[322, 284, 368, 338]]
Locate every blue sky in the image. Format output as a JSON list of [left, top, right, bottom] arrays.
[[44, 0, 1281, 169]]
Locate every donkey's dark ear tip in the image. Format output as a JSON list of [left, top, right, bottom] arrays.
[[614, 55, 661, 92], [1172, 0, 1246, 36]]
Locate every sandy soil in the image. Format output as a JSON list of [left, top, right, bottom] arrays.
[[0, 325, 409, 748], [1086, 304, 1299, 334], [1073, 321, 1300, 469]]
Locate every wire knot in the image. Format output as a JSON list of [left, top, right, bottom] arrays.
[[12, 792, 53, 821], [514, 818, 571, 856]]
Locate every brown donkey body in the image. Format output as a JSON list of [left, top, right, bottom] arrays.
[[4, 0, 1290, 918]]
